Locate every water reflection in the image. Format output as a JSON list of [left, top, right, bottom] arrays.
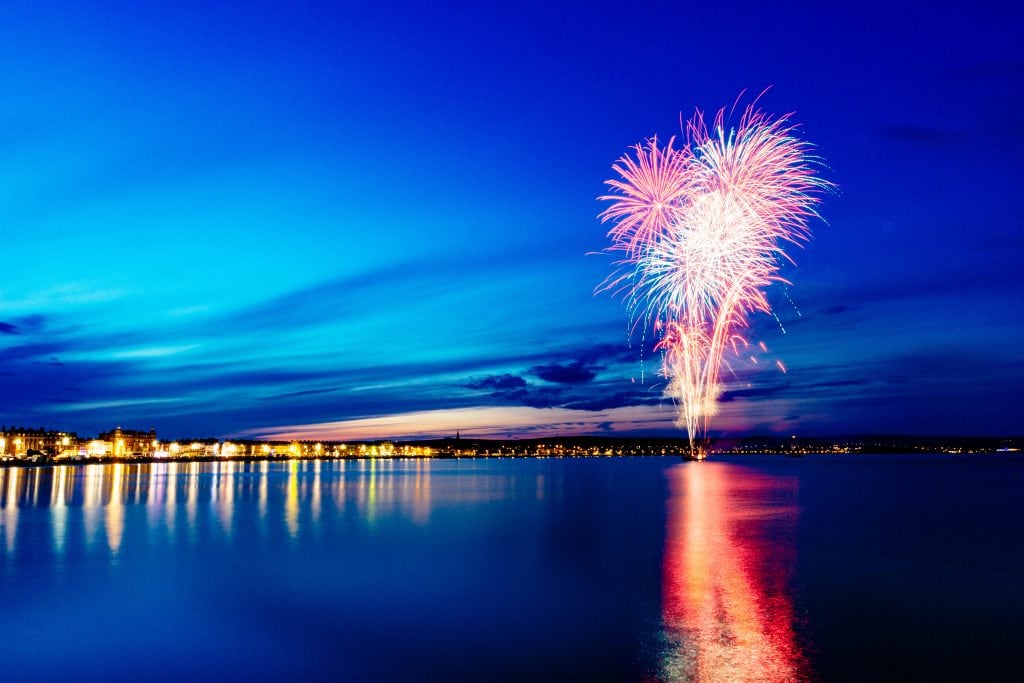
[[0, 460, 442, 559], [661, 463, 805, 682], [106, 463, 125, 553]]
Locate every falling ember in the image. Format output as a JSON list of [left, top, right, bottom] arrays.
[[599, 97, 831, 456]]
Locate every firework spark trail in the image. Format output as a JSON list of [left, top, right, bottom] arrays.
[[599, 100, 830, 457]]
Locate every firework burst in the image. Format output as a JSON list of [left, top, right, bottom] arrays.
[[600, 99, 831, 457]]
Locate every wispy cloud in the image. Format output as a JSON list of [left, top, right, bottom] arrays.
[[241, 404, 680, 441]]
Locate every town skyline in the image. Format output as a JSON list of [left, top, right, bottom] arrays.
[[2, 420, 1019, 464]]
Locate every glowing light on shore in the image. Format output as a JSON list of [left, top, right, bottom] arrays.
[[600, 98, 830, 455]]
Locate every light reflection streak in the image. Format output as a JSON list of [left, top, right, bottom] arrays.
[[0, 459, 442, 557], [147, 462, 166, 530], [106, 463, 125, 554], [311, 460, 321, 524], [3, 468, 21, 554], [661, 463, 805, 682], [285, 460, 299, 538], [258, 460, 269, 521], [185, 462, 199, 541], [332, 459, 346, 513], [31, 467, 42, 506], [365, 459, 377, 522], [214, 460, 235, 534], [165, 462, 178, 536], [51, 466, 69, 556], [83, 465, 103, 547], [410, 459, 431, 524]]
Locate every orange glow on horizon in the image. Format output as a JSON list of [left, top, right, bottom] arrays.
[[237, 400, 804, 444], [239, 405, 680, 442]]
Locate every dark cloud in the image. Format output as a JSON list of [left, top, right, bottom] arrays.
[[478, 383, 563, 410], [719, 384, 790, 403], [462, 373, 561, 408], [562, 390, 663, 412], [532, 360, 601, 384], [0, 315, 49, 336], [462, 368, 664, 412]]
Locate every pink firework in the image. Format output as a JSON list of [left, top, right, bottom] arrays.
[[600, 100, 831, 457]]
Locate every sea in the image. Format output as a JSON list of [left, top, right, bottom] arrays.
[[1, 455, 1022, 681]]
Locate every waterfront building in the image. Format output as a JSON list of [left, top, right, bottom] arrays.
[[97, 427, 158, 457], [0, 427, 78, 459]]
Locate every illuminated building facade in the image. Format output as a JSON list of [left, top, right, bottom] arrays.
[[0, 427, 78, 459], [97, 427, 158, 457]]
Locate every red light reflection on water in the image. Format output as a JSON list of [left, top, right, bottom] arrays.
[[660, 463, 806, 682]]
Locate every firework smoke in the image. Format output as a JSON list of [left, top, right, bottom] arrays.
[[599, 99, 830, 457]]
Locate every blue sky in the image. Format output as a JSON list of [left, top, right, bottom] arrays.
[[2, 1, 1022, 439]]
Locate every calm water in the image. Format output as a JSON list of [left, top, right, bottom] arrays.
[[2, 456, 1023, 681]]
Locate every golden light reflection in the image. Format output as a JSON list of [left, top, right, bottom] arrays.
[[0, 458, 444, 558], [311, 460, 321, 523], [258, 460, 269, 524], [661, 463, 805, 682], [409, 459, 431, 524], [3, 467, 22, 554], [214, 460, 235, 533], [83, 464, 104, 546], [106, 463, 125, 553], [185, 461, 199, 538], [147, 462, 166, 529], [285, 459, 299, 537], [166, 462, 179, 535], [51, 465, 70, 556]]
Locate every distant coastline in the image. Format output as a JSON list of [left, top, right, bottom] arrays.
[[1, 433, 1019, 469]]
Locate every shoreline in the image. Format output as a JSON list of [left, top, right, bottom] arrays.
[[0, 452, 695, 470], [2, 450, 1016, 470]]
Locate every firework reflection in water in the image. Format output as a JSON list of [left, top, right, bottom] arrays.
[[661, 463, 806, 681]]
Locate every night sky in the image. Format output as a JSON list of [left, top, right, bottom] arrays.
[[2, 1, 1022, 440]]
